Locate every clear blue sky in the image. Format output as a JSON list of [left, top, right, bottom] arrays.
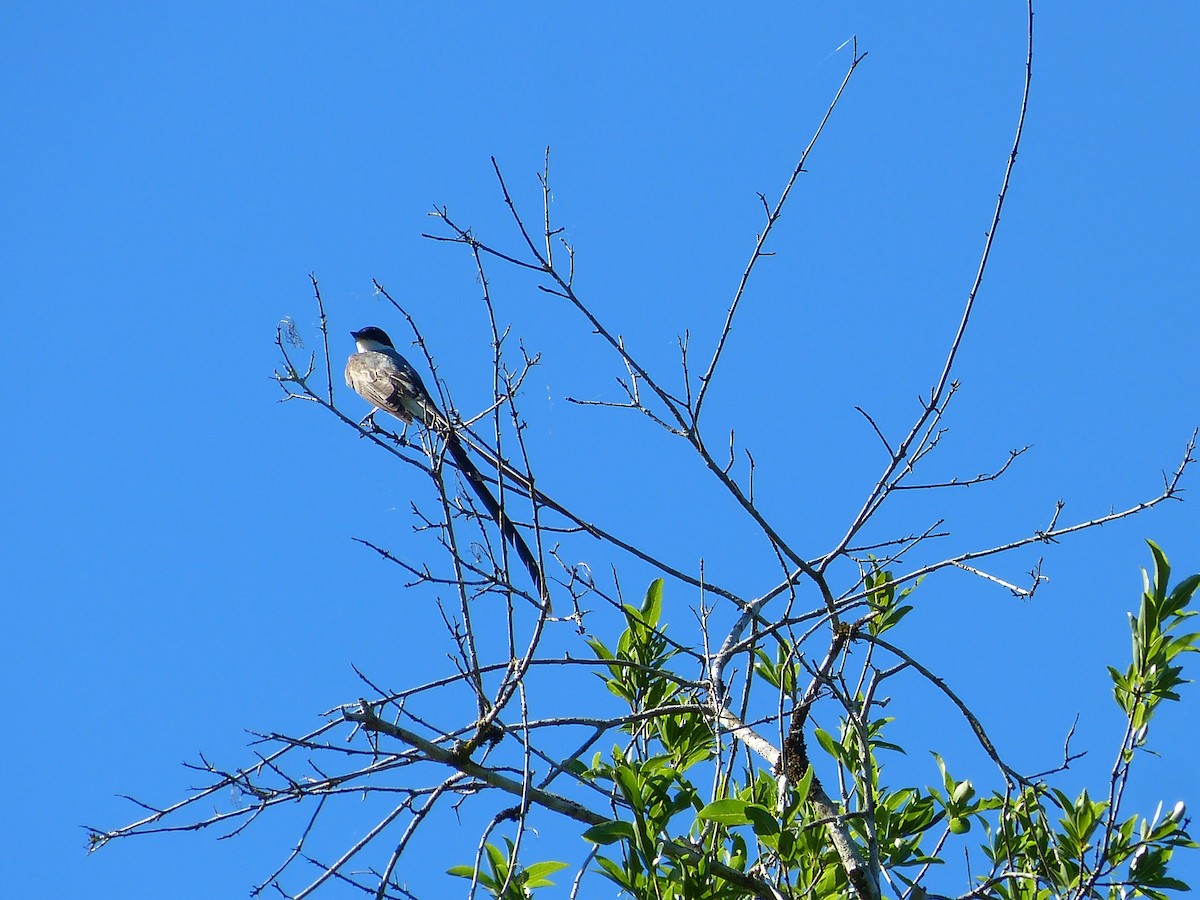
[[4, 3, 1198, 898]]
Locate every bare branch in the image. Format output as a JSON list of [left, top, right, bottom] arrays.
[[823, 1, 1036, 568], [694, 39, 867, 419]]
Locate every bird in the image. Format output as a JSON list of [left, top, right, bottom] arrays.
[[345, 326, 548, 609]]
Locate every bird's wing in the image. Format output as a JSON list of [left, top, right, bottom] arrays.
[[345, 350, 444, 426]]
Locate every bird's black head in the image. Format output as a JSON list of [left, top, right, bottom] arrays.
[[350, 326, 395, 348]]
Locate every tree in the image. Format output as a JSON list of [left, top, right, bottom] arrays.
[[89, 6, 1198, 898]]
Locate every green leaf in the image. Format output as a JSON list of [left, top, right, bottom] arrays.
[[753, 647, 782, 689], [792, 764, 815, 804], [561, 757, 591, 778], [642, 578, 664, 626], [814, 727, 843, 765], [697, 798, 751, 826], [586, 636, 614, 661], [484, 840, 509, 878], [1153, 878, 1192, 891], [613, 765, 646, 813], [582, 820, 636, 846], [594, 854, 636, 890], [1168, 573, 1200, 613], [744, 803, 780, 837], [1148, 540, 1171, 602], [523, 860, 570, 886]]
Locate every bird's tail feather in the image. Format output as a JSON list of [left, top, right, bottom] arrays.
[[445, 433, 549, 612]]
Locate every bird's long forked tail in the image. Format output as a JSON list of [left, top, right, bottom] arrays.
[[443, 431, 549, 612]]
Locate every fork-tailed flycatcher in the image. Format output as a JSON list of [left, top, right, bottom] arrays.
[[345, 326, 547, 608]]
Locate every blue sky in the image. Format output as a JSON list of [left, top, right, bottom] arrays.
[[4, 3, 1198, 898]]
